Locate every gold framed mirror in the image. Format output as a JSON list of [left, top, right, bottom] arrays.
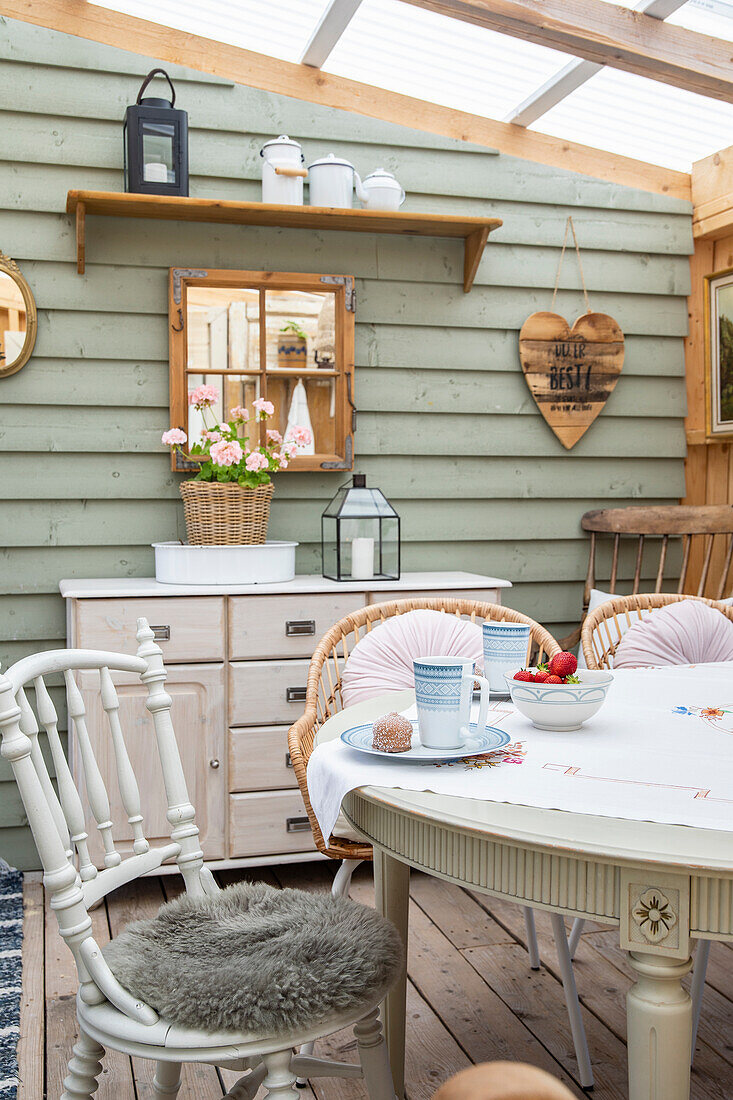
[[0, 251, 37, 378], [169, 268, 355, 472]]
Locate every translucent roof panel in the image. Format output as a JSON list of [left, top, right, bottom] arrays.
[[92, 0, 327, 62], [319, 0, 576, 121], [668, 0, 733, 39], [530, 64, 733, 171]]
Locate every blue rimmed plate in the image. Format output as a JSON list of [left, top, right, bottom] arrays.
[[340, 720, 511, 760]]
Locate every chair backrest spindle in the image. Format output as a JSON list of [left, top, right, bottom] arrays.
[[99, 667, 150, 856], [17, 686, 70, 860]]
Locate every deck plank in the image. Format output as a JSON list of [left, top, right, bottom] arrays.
[[17, 880, 43, 1100]]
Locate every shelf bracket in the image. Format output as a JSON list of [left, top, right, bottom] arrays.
[[76, 201, 86, 275], [464, 227, 489, 293]]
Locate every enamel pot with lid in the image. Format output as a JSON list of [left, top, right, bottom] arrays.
[[362, 168, 406, 211], [307, 153, 367, 209], [260, 135, 307, 206]]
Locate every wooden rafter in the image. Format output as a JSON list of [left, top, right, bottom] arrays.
[[504, 0, 688, 127], [401, 0, 733, 104], [0, 0, 689, 199]]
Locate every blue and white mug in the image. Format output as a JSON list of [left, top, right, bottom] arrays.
[[413, 655, 490, 749], [482, 621, 531, 692]]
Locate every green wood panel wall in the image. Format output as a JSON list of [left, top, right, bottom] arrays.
[[0, 17, 691, 864]]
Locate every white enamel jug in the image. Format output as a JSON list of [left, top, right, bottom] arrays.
[[260, 135, 307, 206], [307, 153, 367, 209], [362, 167, 406, 211]]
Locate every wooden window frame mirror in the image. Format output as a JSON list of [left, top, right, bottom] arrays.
[[0, 250, 37, 378], [169, 267, 355, 472]]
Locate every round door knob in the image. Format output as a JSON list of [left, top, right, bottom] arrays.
[[209, 758, 220, 769]]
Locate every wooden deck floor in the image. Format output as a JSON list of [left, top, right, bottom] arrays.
[[17, 861, 733, 1099]]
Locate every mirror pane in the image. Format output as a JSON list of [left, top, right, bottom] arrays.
[[265, 289, 336, 372], [0, 271, 27, 370], [186, 286, 261, 373], [185, 373, 261, 448]]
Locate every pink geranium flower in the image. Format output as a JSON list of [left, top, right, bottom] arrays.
[[210, 439, 243, 467], [281, 440, 299, 458], [245, 451, 269, 472], [271, 451, 288, 469], [161, 428, 187, 446], [286, 424, 312, 447], [201, 430, 222, 443], [266, 428, 283, 444], [188, 384, 219, 409], [253, 398, 275, 419], [229, 405, 249, 421]]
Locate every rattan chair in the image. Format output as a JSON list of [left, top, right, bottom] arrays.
[[579, 590, 733, 1065], [289, 597, 559, 862], [581, 591, 733, 671], [289, 599, 598, 1089]]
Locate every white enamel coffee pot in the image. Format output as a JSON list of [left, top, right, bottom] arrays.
[[260, 135, 307, 206], [361, 167, 406, 211], [307, 153, 367, 208]]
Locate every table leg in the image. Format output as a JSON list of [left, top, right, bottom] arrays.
[[374, 848, 409, 1099], [626, 950, 693, 1100]]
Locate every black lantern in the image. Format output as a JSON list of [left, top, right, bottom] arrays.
[[322, 474, 400, 582], [123, 68, 189, 196]]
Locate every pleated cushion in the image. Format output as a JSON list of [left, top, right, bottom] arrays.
[[103, 880, 402, 1035], [613, 599, 733, 668], [341, 609, 483, 706]]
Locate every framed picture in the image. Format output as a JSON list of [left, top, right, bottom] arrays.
[[705, 266, 733, 439]]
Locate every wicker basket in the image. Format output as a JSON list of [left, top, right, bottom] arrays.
[[180, 481, 274, 545]]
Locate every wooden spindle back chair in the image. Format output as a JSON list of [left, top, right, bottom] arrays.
[[581, 592, 733, 670], [288, 597, 559, 860], [0, 618, 214, 1029], [563, 505, 733, 649], [0, 618, 399, 1100]]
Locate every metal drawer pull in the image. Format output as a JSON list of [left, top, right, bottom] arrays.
[[286, 816, 311, 833], [285, 751, 293, 768], [150, 625, 170, 641], [286, 687, 307, 703], [209, 759, 220, 769], [286, 619, 316, 636]]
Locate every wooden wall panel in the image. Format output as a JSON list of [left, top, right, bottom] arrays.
[[0, 19, 690, 866]]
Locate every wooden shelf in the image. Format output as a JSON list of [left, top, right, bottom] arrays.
[[66, 190, 502, 291]]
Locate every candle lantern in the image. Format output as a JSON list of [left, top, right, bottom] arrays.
[[321, 474, 400, 582], [123, 68, 189, 196]]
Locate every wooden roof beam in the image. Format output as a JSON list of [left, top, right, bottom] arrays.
[[0, 0, 690, 200], [504, 0, 688, 127], [400, 0, 733, 104], [300, 0, 364, 68]]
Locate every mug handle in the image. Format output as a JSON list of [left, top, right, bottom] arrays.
[[399, 188, 406, 207], [465, 673, 490, 734]]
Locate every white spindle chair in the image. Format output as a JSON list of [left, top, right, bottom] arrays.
[[0, 619, 396, 1100]]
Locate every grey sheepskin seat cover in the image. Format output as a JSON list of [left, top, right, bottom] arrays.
[[102, 881, 402, 1034]]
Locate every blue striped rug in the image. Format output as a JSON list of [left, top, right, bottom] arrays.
[[0, 870, 23, 1100]]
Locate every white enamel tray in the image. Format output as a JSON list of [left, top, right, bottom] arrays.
[[340, 719, 511, 761]]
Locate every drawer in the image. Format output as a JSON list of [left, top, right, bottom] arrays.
[[229, 791, 315, 858], [75, 597, 225, 662], [229, 592, 367, 659], [229, 726, 296, 792], [367, 588, 501, 608], [229, 659, 311, 725]]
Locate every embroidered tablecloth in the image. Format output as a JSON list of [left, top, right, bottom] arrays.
[[307, 662, 733, 842]]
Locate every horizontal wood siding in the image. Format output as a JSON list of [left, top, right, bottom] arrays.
[[0, 17, 690, 865]]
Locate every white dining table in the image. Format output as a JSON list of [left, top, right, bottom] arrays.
[[314, 685, 733, 1100]]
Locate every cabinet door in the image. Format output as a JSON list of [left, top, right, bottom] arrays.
[[73, 664, 226, 866]]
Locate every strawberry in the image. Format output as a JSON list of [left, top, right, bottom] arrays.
[[549, 651, 578, 679], [534, 670, 550, 683], [545, 674, 563, 684], [513, 670, 533, 681]]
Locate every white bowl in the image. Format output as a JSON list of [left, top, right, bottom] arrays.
[[504, 667, 614, 731]]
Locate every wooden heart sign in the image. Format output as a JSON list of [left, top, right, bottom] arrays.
[[519, 311, 624, 449]]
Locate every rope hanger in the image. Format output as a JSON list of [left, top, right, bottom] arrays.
[[551, 215, 592, 314]]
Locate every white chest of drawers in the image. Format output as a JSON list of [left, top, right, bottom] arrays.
[[60, 571, 511, 870]]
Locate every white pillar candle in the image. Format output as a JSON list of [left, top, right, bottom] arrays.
[[351, 537, 375, 580], [144, 161, 168, 182]]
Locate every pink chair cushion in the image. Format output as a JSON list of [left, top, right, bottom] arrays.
[[613, 599, 733, 668], [341, 609, 484, 707]]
